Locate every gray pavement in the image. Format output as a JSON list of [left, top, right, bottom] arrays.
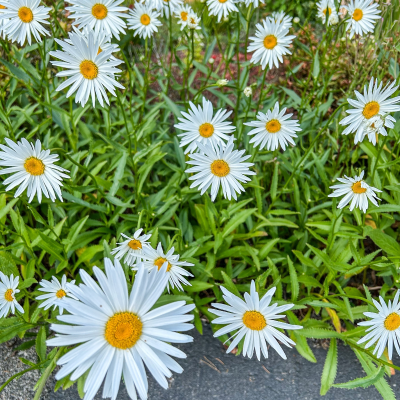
[[1, 323, 399, 400]]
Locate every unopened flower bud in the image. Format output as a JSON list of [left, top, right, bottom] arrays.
[[243, 87, 252, 97]]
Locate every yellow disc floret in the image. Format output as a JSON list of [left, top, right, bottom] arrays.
[[199, 123, 215, 138], [140, 14, 151, 25], [362, 101, 380, 119], [211, 160, 230, 177], [18, 7, 33, 23], [4, 289, 13, 302], [352, 8, 363, 21], [242, 311, 267, 331], [180, 11, 188, 21], [24, 157, 45, 176], [128, 239, 142, 250], [351, 181, 367, 194], [265, 119, 282, 133], [384, 313, 400, 331], [80, 60, 99, 80], [263, 35, 277, 50], [105, 312, 143, 349], [56, 289, 67, 299], [92, 4, 108, 20], [154, 257, 172, 271]]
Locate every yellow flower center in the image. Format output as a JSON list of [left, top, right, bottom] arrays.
[[105, 312, 143, 349], [18, 6, 33, 23], [352, 8, 363, 21], [92, 4, 108, 20], [211, 160, 230, 177], [199, 122, 215, 138], [128, 239, 142, 250], [263, 35, 277, 50], [4, 289, 13, 302], [181, 11, 188, 21], [24, 157, 45, 176], [322, 7, 332, 16], [219, 0, 228, 3], [56, 289, 67, 299], [154, 257, 172, 271], [242, 311, 267, 331], [190, 17, 196, 24], [0, 5, 6, 10], [80, 60, 99, 80], [266, 119, 281, 133], [362, 101, 380, 119], [384, 313, 400, 331], [140, 14, 150, 25], [351, 181, 367, 194]]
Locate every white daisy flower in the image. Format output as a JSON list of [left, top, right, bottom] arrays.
[[0, 138, 69, 203], [160, 0, 184, 18], [343, 0, 380, 39], [328, 170, 381, 213], [245, 101, 301, 151], [50, 30, 124, 107], [211, 281, 303, 360], [175, 4, 192, 30], [140, 243, 194, 292], [358, 291, 400, 360], [0, 3, 9, 39], [111, 229, 152, 266], [47, 259, 195, 400], [0, 0, 50, 45], [0, 272, 23, 318], [241, 0, 264, 9], [207, 0, 238, 23], [340, 77, 400, 145], [267, 11, 293, 30], [175, 97, 236, 154], [36, 275, 78, 315], [66, 26, 120, 61], [127, 4, 162, 39], [187, 12, 201, 30], [247, 19, 296, 70], [361, 114, 392, 146], [66, 0, 128, 40], [316, 0, 338, 26], [186, 137, 255, 201]]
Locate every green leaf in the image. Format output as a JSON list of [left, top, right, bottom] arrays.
[[364, 226, 400, 257], [287, 256, 299, 301], [221, 271, 242, 298], [313, 50, 320, 78], [19, 278, 37, 289], [183, 280, 213, 293], [296, 328, 342, 339], [109, 151, 127, 196], [332, 365, 384, 389], [0, 197, 19, 222], [222, 208, 256, 238], [0, 321, 33, 344], [35, 326, 46, 362], [320, 339, 338, 395], [36, 232, 64, 262], [0, 251, 19, 277]]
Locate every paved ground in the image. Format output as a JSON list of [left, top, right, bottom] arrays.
[[1, 323, 399, 400]]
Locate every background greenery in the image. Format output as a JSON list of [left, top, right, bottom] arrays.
[[0, 0, 400, 398]]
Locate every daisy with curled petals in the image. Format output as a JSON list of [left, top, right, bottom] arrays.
[[316, 0, 338, 26], [245, 101, 301, 151], [0, 138, 69, 203], [211, 281, 303, 360], [175, 4, 192, 30], [175, 97, 236, 154], [328, 170, 381, 213], [50, 30, 124, 107], [340, 77, 400, 145], [267, 11, 292, 30], [358, 291, 400, 360], [47, 259, 195, 400], [247, 19, 295, 70], [343, 0, 380, 39], [187, 12, 201, 30], [207, 0, 238, 23], [140, 243, 194, 292], [66, 0, 128, 40], [0, 272, 23, 318], [186, 137, 255, 202], [127, 4, 162, 39], [111, 229, 152, 266], [36, 275, 77, 315], [0, 0, 50, 45]]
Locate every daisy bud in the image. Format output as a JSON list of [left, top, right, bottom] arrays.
[[217, 79, 229, 87], [329, 14, 339, 24], [208, 57, 215, 64], [293, 17, 300, 23], [243, 87, 253, 97]]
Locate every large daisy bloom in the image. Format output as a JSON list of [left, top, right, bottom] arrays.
[[175, 4, 192, 30], [343, 0, 380, 39], [328, 170, 381, 213], [267, 11, 292, 30], [316, 0, 338, 26], [0, 272, 24, 318], [127, 4, 162, 39], [247, 19, 296, 70], [47, 259, 195, 400], [207, 0, 238, 23], [340, 77, 400, 145], [245, 101, 301, 151], [358, 291, 400, 360], [66, 0, 128, 40], [111, 229, 152, 266], [186, 137, 255, 201], [36, 275, 77, 315], [0, 0, 50, 45], [50, 30, 124, 107], [175, 97, 236, 154], [0, 138, 69, 203], [211, 281, 303, 360], [140, 243, 194, 292]]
